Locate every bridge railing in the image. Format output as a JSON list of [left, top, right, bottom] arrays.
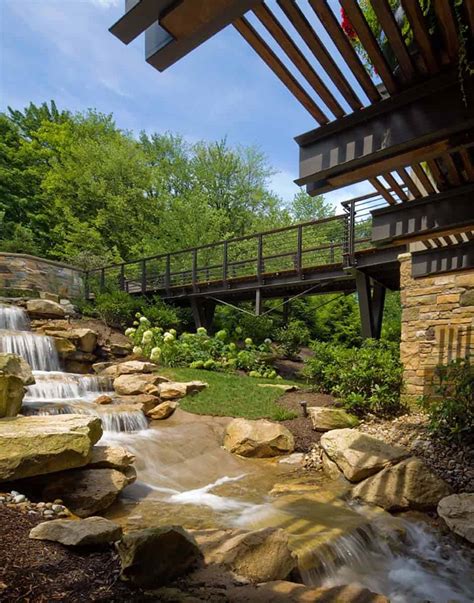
[[84, 213, 355, 299]]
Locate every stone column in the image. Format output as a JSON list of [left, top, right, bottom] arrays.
[[399, 252, 474, 406]]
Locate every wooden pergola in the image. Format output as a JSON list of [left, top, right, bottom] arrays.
[[110, 0, 474, 266]]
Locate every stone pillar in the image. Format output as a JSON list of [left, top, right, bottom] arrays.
[[399, 252, 474, 406]]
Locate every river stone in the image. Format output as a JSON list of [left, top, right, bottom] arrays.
[[438, 493, 474, 543], [320, 429, 409, 482], [223, 418, 295, 458], [42, 467, 134, 517], [95, 394, 113, 405], [115, 360, 159, 375], [115, 394, 161, 414], [308, 407, 359, 431], [29, 517, 122, 547], [247, 581, 389, 602], [87, 445, 135, 471], [198, 528, 298, 583], [0, 415, 102, 482], [0, 353, 35, 385], [158, 382, 188, 400], [148, 401, 178, 420], [117, 526, 202, 588], [113, 373, 168, 396], [352, 457, 452, 511], [26, 299, 65, 318]]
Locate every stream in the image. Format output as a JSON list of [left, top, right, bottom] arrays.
[[1, 303, 473, 602]]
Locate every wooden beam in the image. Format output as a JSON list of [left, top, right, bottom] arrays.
[[308, 0, 381, 103], [276, 0, 362, 111], [370, 0, 416, 82], [460, 148, 474, 181], [426, 158, 447, 189], [433, 0, 459, 62], [233, 17, 328, 123], [253, 3, 344, 117], [400, 0, 439, 74], [412, 241, 474, 277], [339, 0, 398, 95], [369, 177, 397, 205], [382, 172, 409, 201], [411, 163, 436, 194], [441, 153, 462, 186], [396, 167, 422, 199], [109, 0, 174, 44]]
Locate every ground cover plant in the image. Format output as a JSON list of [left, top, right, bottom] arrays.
[[159, 367, 297, 421]]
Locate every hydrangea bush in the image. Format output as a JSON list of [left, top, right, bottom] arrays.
[[125, 313, 278, 378]]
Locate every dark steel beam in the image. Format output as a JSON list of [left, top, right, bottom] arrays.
[[371, 184, 474, 246], [295, 72, 474, 193], [355, 271, 386, 339], [412, 241, 474, 277], [109, 0, 174, 45]]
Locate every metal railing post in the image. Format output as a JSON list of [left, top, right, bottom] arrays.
[[296, 224, 303, 277], [141, 259, 147, 294], [192, 249, 198, 292], [223, 241, 228, 286], [84, 271, 89, 300], [165, 255, 171, 295], [119, 264, 125, 291], [257, 234, 263, 283]]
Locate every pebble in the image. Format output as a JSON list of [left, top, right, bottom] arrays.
[[13, 494, 26, 504], [0, 491, 72, 517]]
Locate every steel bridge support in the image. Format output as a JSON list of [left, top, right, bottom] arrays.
[[355, 271, 386, 339], [190, 298, 216, 332]]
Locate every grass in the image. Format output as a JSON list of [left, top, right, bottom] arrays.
[[158, 367, 299, 421]]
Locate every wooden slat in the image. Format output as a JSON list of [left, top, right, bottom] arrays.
[[233, 17, 328, 123], [370, 0, 416, 82], [369, 177, 397, 204], [400, 0, 439, 75], [277, 0, 362, 110], [466, 0, 474, 35], [308, 0, 381, 103], [339, 0, 398, 95], [426, 158, 446, 189], [382, 172, 409, 201], [253, 3, 344, 117], [396, 167, 422, 199], [441, 153, 462, 185], [433, 0, 459, 62], [459, 148, 474, 181], [412, 163, 436, 194]]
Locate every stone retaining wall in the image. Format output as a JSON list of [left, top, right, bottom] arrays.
[[399, 252, 474, 405], [0, 253, 84, 299]]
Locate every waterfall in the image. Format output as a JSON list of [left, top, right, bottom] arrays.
[[0, 304, 30, 330], [0, 332, 61, 371]]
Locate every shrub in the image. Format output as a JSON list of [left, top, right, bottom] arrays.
[[421, 358, 474, 444], [302, 339, 404, 417], [275, 320, 310, 359]]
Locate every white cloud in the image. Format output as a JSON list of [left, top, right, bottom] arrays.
[[89, 0, 120, 8]]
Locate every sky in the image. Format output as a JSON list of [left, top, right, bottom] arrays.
[[0, 0, 373, 207]]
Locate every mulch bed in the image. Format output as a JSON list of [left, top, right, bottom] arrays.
[[278, 391, 335, 452], [0, 506, 142, 603]]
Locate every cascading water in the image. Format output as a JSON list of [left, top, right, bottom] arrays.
[[0, 303, 145, 434]]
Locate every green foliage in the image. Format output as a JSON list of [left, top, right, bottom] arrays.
[[126, 313, 275, 377], [160, 367, 297, 421], [276, 320, 311, 359], [421, 358, 474, 444], [302, 339, 404, 417]]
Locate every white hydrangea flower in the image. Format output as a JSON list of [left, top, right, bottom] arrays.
[[163, 332, 175, 343], [139, 316, 149, 324], [125, 327, 136, 337], [142, 330, 153, 344], [133, 346, 143, 355]]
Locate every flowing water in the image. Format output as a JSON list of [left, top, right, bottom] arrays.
[[1, 303, 473, 602]]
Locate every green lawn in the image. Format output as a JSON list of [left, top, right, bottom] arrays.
[[158, 367, 299, 421]]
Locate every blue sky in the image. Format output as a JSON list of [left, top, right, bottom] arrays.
[[0, 0, 373, 207]]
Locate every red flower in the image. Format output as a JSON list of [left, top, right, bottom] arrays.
[[340, 7, 357, 40]]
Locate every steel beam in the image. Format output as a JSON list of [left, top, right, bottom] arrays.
[[412, 241, 474, 277], [295, 72, 474, 194], [190, 298, 216, 332], [355, 271, 386, 339], [109, 0, 174, 44], [371, 184, 474, 246]]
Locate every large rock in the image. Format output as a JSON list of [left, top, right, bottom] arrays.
[[240, 581, 389, 603], [158, 381, 208, 400], [0, 415, 102, 482], [113, 373, 168, 396], [42, 467, 135, 517], [26, 299, 65, 318], [320, 429, 409, 482], [0, 376, 25, 418], [115, 360, 159, 375], [438, 493, 474, 543], [87, 445, 135, 471], [148, 401, 178, 420], [0, 353, 35, 385], [198, 528, 298, 583], [117, 526, 202, 588], [53, 336, 76, 356], [352, 457, 452, 511], [29, 517, 122, 547], [308, 407, 359, 432], [223, 418, 295, 458], [115, 394, 161, 414], [45, 328, 97, 353]]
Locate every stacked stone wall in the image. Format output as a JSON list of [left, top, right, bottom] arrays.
[[0, 253, 84, 299], [399, 252, 474, 405]]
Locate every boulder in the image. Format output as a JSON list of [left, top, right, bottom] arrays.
[[243, 581, 389, 603], [93, 361, 114, 374], [115, 394, 161, 414], [64, 360, 93, 374], [0, 415, 102, 482], [113, 373, 168, 396], [117, 526, 202, 588], [109, 342, 132, 357], [87, 445, 135, 471], [184, 380, 208, 394], [308, 407, 359, 432], [29, 517, 122, 547], [115, 360, 159, 375], [438, 493, 474, 543], [352, 457, 452, 511], [95, 394, 113, 405], [198, 528, 298, 583], [0, 353, 35, 385], [26, 299, 65, 318], [257, 384, 300, 392], [158, 382, 188, 400], [0, 375, 24, 418], [320, 429, 409, 482], [42, 467, 134, 517], [53, 336, 77, 356], [39, 291, 60, 303], [223, 418, 295, 458], [321, 451, 343, 480], [148, 401, 178, 420], [45, 328, 97, 353]]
